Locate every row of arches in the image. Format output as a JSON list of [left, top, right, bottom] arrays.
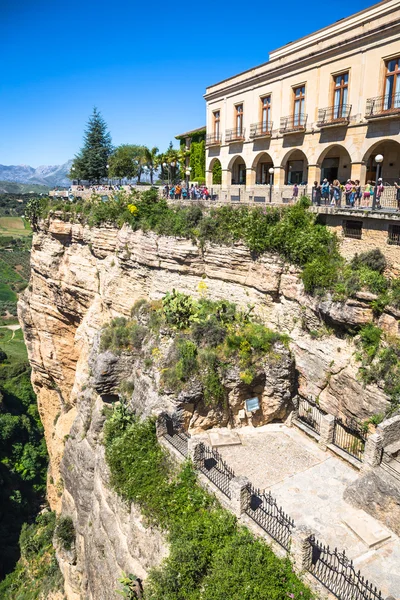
[[208, 140, 400, 186]]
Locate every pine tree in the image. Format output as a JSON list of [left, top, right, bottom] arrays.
[[71, 108, 113, 183]]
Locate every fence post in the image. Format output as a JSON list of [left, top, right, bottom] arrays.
[[156, 413, 169, 438], [361, 432, 383, 471], [292, 395, 300, 421], [188, 439, 204, 468], [229, 476, 251, 518], [290, 526, 314, 572], [319, 414, 335, 450]]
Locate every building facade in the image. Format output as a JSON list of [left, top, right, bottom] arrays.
[[204, 0, 400, 201]]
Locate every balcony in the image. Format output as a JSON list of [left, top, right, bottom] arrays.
[[317, 104, 351, 127], [206, 133, 222, 146], [225, 127, 246, 143], [365, 93, 400, 119], [249, 122, 273, 139], [279, 114, 307, 134]]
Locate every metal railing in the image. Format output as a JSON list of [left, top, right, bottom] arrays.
[[388, 225, 400, 246], [365, 92, 400, 118], [333, 418, 366, 462], [279, 114, 307, 133], [225, 127, 246, 142], [310, 537, 383, 600], [164, 429, 190, 457], [317, 104, 351, 127], [249, 122, 273, 138], [297, 397, 325, 434], [198, 442, 235, 498], [381, 449, 400, 483], [246, 484, 295, 551], [206, 132, 222, 146]]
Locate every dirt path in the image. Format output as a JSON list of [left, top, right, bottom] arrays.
[[0, 324, 21, 340]]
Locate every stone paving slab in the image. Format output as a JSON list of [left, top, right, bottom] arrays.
[[215, 423, 400, 598], [208, 429, 241, 447], [342, 508, 392, 548]]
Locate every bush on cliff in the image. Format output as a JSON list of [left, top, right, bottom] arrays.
[[103, 406, 313, 600]]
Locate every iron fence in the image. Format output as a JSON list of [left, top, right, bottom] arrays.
[[365, 92, 400, 118], [198, 442, 235, 498], [163, 415, 190, 457], [381, 450, 400, 483], [388, 224, 400, 246], [225, 127, 246, 142], [297, 397, 325, 434], [317, 104, 352, 127], [249, 121, 273, 138], [333, 418, 366, 462], [279, 114, 307, 133], [206, 132, 222, 146], [342, 220, 363, 239], [245, 484, 295, 551], [310, 537, 383, 600]]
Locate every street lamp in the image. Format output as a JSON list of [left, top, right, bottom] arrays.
[[185, 167, 192, 199], [372, 154, 384, 210], [269, 167, 274, 203]]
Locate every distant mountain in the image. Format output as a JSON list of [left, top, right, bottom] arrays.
[[0, 160, 72, 188], [0, 181, 50, 194]]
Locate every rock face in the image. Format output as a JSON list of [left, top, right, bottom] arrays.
[[17, 217, 396, 599]]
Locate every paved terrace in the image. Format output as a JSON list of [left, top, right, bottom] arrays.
[[194, 423, 400, 598]]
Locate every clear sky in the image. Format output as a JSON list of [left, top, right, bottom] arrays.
[[0, 0, 375, 167]]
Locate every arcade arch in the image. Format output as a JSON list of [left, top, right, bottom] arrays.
[[281, 149, 308, 185], [362, 140, 400, 184], [251, 152, 274, 184], [228, 155, 247, 185], [316, 145, 352, 183]]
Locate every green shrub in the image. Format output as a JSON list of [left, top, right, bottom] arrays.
[[162, 289, 198, 330], [55, 516, 75, 551], [351, 249, 386, 273], [358, 323, 382, 363]]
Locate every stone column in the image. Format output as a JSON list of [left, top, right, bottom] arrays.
[[246, 167, 256, 187], [206, 169, 213, 187], [351, 161, 367, 184], [156, 414, 169, 438], [230, 476, 251, 518], [291, 526, 314, 572], [319, 414, 335, 451], [274, 165, 287, 192], [362, 432, 383, 471], [188, 439, 204, 468], [308, 164, 321, 186], [221, 168, 230, 188]]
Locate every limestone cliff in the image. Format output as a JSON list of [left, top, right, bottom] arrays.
[[17, 217, 396, 598]]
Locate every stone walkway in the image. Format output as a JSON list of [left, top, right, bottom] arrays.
[[200, 423, 400, 598]]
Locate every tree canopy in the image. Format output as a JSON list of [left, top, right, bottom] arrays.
[[69, 108, 113, 182]]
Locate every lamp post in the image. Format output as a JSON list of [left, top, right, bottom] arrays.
[[372, 154, 384, 210], [106, 164, 109, 188], [269, 167, 274, 203], [185, 167, 192, 199]]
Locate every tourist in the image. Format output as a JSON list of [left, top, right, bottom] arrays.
[[363, 180, 373, 204], [321, 179, 330, 205], [292, 183, 299, 202], [182, 186, 188, 199], [375, 178, 384, 209], [175, 183, 182, 199], [344, 180, 352, 205], [312, 181, 321, 206], [332, 180, 341, 206], [169, 186, 175, 199], [163, 184, 169, 199], [349, 181, 356, 207], [355, 180, 362, 207], [395, 181, 400, 211]]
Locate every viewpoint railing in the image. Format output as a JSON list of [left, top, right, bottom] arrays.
[[297, 397, 325, 434], [333, 418, 366, 462], [310, 537, 383, 600], [160, 415, 386, 600]]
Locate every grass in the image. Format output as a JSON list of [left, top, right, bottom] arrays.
[[0, 327, 28, 363], [0, 217, 32, 237], [0, 282, 17, 302]]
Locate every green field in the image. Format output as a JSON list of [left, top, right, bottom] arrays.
[[0, 327, 27, 362], [0, 217, 32, 237], [0, 283, 17, 303]]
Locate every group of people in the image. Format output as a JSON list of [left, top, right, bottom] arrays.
[[310, 179, 386, 208], [163, 183, 212, 200]]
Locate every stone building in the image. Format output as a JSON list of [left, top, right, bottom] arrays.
[[204, 0, 400, 199]]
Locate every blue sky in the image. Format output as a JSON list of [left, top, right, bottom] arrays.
[[0, 0, 375, 167]]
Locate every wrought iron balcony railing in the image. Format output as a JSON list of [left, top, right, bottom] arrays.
[[206, 132, 222, 146], [249, 122, 273, 138], [365, 92, 400, 118], [225, 127, 246, 142], [279, 114, 307, 134], [317, 104, 351, 127]]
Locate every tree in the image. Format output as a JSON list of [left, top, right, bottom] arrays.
[[108, 145, 141, 181], [70, 108, 113, 183], [143, 146, 159, 185]]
